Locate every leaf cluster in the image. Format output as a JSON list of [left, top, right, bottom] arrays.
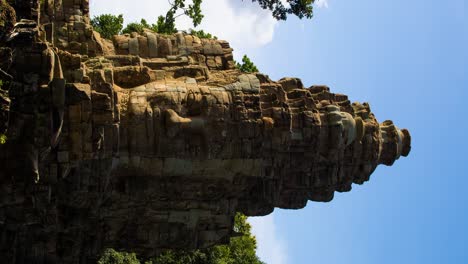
[[169, 0, 204, 27], [189, 29, 217, 40], [98, 249, 140, 264], [98, 213, 264, 264], [91, 0, 316, 40], [120, 15, 178, 35], [121, 19, 149, 35], [236, 55, 259, 73], [92, 14, 220, 38], [119, 0, 203, 36], [91, 14, 124, 39], [253, 0, 314, 20]]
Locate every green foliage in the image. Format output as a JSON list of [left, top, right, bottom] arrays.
[[153, 15, 178, 34], [121, 16, 177, 35], [122, 0, 203, 34], [98, 213, 264, 264], [149, 250, 208, 264], [236, 55, 259, 73], [91, 14, 124, 39], [122, 19, 147, 35], [98, 248, 140, 264], [214, 213, 264, 264], [134, 0, 203, 35], [189, 29, 217, 39], [254, 0, 315, 20], [165, 0, 315, 26], [169, 0, 204, 27], [149, 213, 264, 264], [91, 1, 316, 39], [0, 134, 6, 144]]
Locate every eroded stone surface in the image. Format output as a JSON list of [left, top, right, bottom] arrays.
[[0, 1, 411, 263]]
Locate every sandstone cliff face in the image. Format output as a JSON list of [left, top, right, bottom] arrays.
[[0, 1, 411, 263]]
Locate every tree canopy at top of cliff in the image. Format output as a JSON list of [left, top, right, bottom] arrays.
[[98, 213, 265, 264], [92, 0, 316, 39], [161, 0, 315, 29], [252, 0, 315, 20]]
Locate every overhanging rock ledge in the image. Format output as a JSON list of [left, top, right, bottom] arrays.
[[0, 1, 411, 263]]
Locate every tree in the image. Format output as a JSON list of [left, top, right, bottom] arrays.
[[149, 213, 264, 264], [126, 0, 204, 35], [153, 15, 178, 34], [189, 29, 217, 39], [138, 0, 314, 34], [122, 19, 147, 35], [92, 1, 316, 38], [98, 249, 140, 264], [170, 0, 315, 27], [91, 14, 124, 39], [121, 16, 178, 35], [165, 0, 204, 27], [254, 0, 315, 20], [218, 213, 264, 264], [237, 55, 259, 73], [98, 213, 264, 264], [123, 0, 203, 35]]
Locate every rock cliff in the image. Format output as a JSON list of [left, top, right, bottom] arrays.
[[0, 1, 411, 263]]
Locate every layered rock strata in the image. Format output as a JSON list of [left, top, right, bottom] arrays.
[[0, 1, 411, 263]]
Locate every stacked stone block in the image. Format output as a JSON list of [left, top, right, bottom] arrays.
[[113, 32, 235, 71]]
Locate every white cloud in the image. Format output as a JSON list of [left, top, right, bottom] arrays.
[[89, 0, 278, 56], [315, 0, 329, 8], [249, 214, 289, 264], [280, 0, 291, 8]]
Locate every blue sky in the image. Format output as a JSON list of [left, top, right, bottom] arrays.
[[92, 1, 468, 263]]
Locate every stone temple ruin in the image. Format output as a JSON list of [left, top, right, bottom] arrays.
[[0, 1, 411, 263]]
